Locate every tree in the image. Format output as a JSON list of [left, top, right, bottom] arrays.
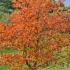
[[0, 0, 70, 70]]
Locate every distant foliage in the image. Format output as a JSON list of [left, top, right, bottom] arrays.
[[0, 0, 13, 13]]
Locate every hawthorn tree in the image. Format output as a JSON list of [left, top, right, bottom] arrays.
[[0, 0, 70, 70]]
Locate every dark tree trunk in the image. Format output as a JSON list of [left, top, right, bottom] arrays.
[[26, 60, 37, 70]]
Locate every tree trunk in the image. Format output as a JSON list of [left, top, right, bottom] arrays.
[[29, 67, 37, 70]]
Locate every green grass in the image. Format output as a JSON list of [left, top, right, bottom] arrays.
[[0, 65, 10, 70], [0, 47, 18, 54]]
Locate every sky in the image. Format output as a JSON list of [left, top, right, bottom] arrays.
[[63, 0, 70, 7]]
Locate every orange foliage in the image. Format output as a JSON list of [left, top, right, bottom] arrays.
[[0, 22, 5, 32]]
